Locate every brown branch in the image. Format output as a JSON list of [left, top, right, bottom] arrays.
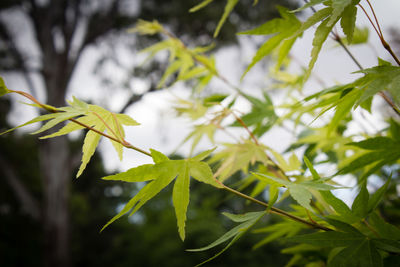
[[219, 182, 333, 232], [303, 1, 400, 115], [231, 111, 259, 145], [358, 2, 400, 66]]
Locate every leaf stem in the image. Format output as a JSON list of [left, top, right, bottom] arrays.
[[219, 181, 333, 232], [92, 111, 121, 141], [303, 1, 400, 115], [11, 90, 152, 157], [358, 2, 400, 66], [231, 111, 259, 145], [333, 34, 363, 70], [365, 0, 383, 37], [362, 219, 380, 238], [358, 4, 382, 40]]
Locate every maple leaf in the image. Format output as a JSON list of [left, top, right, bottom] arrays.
[[208, 141, 272, 182], [0, 77, 11, 97], [239, 6, 301, 78], [187, 211, 266, 266], [101, 148, 222, 240], [253, 172, 341, 211], [1, 96, 140, 178]]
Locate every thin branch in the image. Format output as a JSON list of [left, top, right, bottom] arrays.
[[358, 4, 382, 39], [219, 182, 333, 232], [91, 111, 121, 141], [231, 111, 259, 145], [378, 92, 400, 116], [303, 1, 400, 115], [333, 34, 364, 70], [363, 219, 380, 238], [9, 90, 152, 157], [358, 2, 400, 65], [365, 0, 383, 37]]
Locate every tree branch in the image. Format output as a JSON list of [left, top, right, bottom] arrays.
[[0, 152, 41, 220], [0, 19, 40, 98]]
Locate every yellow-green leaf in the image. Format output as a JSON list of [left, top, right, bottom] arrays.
[[214, 0, 238, 38], [173, 163, 190, 240], [189, 0, 214, 13], [0, 77, 11, 97]]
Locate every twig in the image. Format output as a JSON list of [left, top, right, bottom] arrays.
[[219, 180, 333, 232], [358, 1, 400, 65], [303, 1, 400, 115], [231, 111, 259, 145]]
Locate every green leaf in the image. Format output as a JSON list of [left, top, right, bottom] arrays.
[[329, 0, 352, 26], [209, 141, 271, 182], [289, 184, 314, 210], [1, 113, 59, 135], [354, 65, 400, 106], [214, 0, 238, 38], [339, 136, 400, 180], [240, 6, 301, 78], [368, 212, 400, 241], [179, 124, 217, 154], [32, 110, 84, 135], [102, 155, 221, 238], [129, 19, 163, 35], [347, 136, 397, 150], [188, 211, 265, 266], [290, 0, 327, 13], [77, 127, 104, 177], [372, 239, 400, 253], [328, 239, 382, 267], [325, 218, 362, 234], [389, 119, 400, 142], [102, 164, 157, 182], [350, 26, 369, 44], [188, 211, 264, 251], [0, 77, 11, 97], [307, 17, 338, 80], [340, 4, 357, 43], [173, 163, 190, 240], [203, 94, 228, 107], [189, 0, 214, 13], [286, 231, 364, 247], [150, 149, 170, 163], [191, 148, 216, 161], [254, 172, 340, 211], [351, 183, 369, 219], [231, 92, 277, 137], [101, 160, 181, 232], [304, 156, 321, 180], [222, 211, 264, 223], [368, 176, 391, 213], [293, 7, 332, 36], [253, 221, 302, 249], [15, 99, 139, 178], [320, 191, 356, 222], [189, 161, 222, 188]]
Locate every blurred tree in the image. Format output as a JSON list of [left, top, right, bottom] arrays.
[[0, 1, 295, 266]]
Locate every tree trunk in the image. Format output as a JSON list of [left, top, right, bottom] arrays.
[[39, 136, 71, 267], [40, 40, 72, 266]]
